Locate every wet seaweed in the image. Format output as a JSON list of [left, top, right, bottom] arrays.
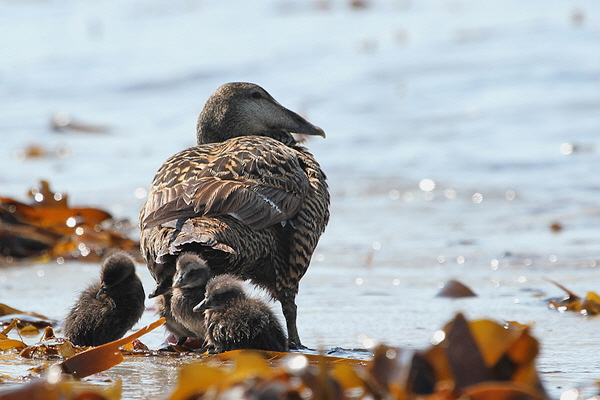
[[0, 313, 562, 400], [0, 181, 140, 264]]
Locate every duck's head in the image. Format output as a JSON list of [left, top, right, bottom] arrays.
[[196, 82, 325, 146]]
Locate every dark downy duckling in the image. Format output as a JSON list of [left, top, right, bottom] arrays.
[[63, 251, 145, 347], [171, 252, 212, 341], [154, 293, 197, 345], [140, 82, 330, 348], [149, 262, 198, 344], [193, 274, 288, 353]]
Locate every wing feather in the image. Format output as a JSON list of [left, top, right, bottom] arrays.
[[141, 137, 309, 230]]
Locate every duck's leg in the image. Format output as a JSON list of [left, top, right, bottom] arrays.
[[281, 297, 306, 350]]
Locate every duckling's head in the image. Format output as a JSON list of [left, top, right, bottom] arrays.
[[193, 274, 245, 312], [172, 252, 211, 290], [98, 251, 137, 298]]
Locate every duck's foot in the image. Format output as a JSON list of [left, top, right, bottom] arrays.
[[288, 341, 314, 351]]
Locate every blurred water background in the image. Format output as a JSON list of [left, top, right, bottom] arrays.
[[1, 0, 600, 398]]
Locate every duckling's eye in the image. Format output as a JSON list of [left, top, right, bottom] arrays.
[[212, 293, 223, 302], [251, 91, 262, 99]]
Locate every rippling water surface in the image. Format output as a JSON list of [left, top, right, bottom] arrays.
[[1, 1, 600, 398]]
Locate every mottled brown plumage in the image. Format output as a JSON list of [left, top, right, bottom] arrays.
[[140, 82, 329, 347]]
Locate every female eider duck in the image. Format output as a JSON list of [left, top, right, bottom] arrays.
[[63, 251, 145, 347], [170, 252, 212, 342], [194, 274, 288, 353], [139, 82, 329, 348]]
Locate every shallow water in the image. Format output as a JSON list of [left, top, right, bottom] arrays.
[[1, 0, 600, 398]]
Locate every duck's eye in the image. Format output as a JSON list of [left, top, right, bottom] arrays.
[[251, 91, 262, 99]]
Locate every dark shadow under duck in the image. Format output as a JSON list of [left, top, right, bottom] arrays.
[[194, 274, 288, 353], [62, 251, 145, 347], [170, 252, 211, 343], [140, 82, 330, 348]]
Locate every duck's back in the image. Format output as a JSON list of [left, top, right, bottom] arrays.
[[141, 136, 310, 231], [139, 135, 329, 293]]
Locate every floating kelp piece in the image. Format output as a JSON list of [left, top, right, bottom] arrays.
[[0, 303, 49, 319], [0, 365, 121, 400], [415, 313, 546, 398], [122, 339, 149, 352], [444, 313, 494, 387], [28, 180, 68, 208], [19, 326, 78, 360], [0, 222, 60, 259], [580, 292, 600, 315], [436, 279, 477, 298], [546, 279, 600, 316], [13, 143, 71, 161], [0, 315, 55, 330], [0, 338, 27, 352], [549, 222, 563, 232], [367, 345, 413, 398], [18, 144, 48, 159], [0, 181, 140, 263], [0, 304, 56, 330], [0, 320, 28, 351], [20, 337, 77, 360], [59, 318, 165, 379], [50, 111, 110, 134], [462, 382, 546, 400]]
